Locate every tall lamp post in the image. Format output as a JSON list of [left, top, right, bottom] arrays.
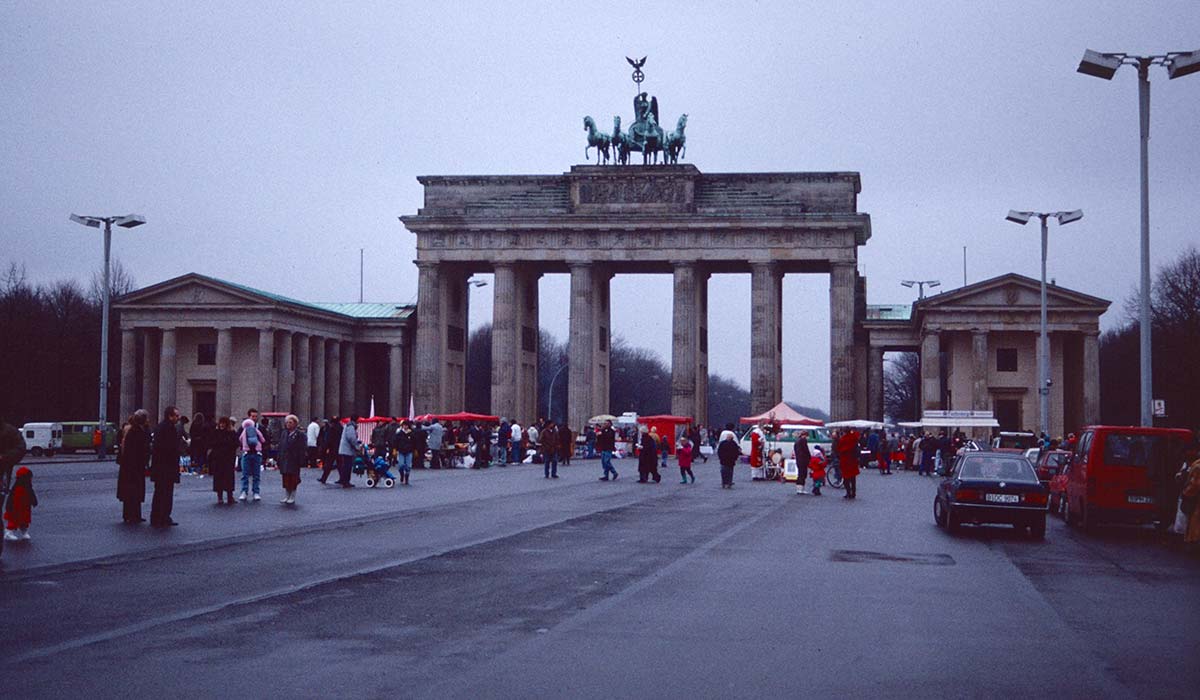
[[546, 363, 568, 422], [901, 279, 941, 299], [1077, 49, 1200, 426], [70, 213, 146, 438], [1005, 209, 1083, 437]]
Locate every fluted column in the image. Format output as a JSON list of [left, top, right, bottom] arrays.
[[750, 262, 782, 415], [568, 263, 597, 431], [119, 327, 137, 421], [215, 327, 233, 420], [920, 330, 942, 412], [389, 341, 404, 418], [829, 263, 856, 421], [158, 327, 177, 412], [491, 263, 519, 421], [295, 332, 311, 418], [412, 261, 442, 415], [1082, 330, 1100, 427], [325, 339, 341, 417], [141, 329, 160, 421], [868, 346, 885, 422], [971, 330, 990, 439], [258, 328, 275, 410], [672, 262, 708, 422], [312, 336, 326, 418], [341, 340, 356, 416], [278, 331, 294, 411]]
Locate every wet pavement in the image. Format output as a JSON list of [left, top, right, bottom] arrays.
[[2, 459, 1197, 698]]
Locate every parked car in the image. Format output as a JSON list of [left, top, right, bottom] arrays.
[[61, 421, 117, 453], [1023, 447, 1040, 463], [1034, 449, 1071, 487], [992, 431, 1038, 452], [1048, 459, 1071, 518], [1064, 425, 1193, 532], [739, 425, 832, 464], [933, 451, 1048, 539], [19, 422, 63, 457]]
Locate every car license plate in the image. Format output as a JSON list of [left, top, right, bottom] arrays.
[[985, 493, 1020, 503], [1127, 495, 1153, 504]]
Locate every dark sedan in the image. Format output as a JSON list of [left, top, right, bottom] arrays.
[[934, 451, 1049, 539]]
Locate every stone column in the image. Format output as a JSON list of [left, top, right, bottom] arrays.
[[920, 330, 942, 412], [592, 268, 612, 428], [215, 327, 233, 420], [258, 328, 275, 410], [1082, 330, 1100, 426], [750, 262, 783, 415], [829, 263, 857, 420], [672, 262, 708, 422], [389, 341, 404, 418], [294, 333, 310, 418], [568, 263, 596, 431], [325, 339, 341, 417], [119, 327, 137, 420], [970, 330, 990, 438], [158, 327, 177, 412], [312, 336, 326, 418], [491, 263, 519, 421], [341, 340, 356, 416], [868, 346, 885, 422], [141, 329, 160, 421], [278, 331, 294, 411], [412, 261, 442, 414]]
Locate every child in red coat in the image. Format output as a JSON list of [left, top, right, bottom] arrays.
[[678, 439, 696, 484], [4, 466, 37, 541], [808, 447, 826, 496]]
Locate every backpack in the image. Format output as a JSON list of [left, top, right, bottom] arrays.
[[245, 424, 260, 448]]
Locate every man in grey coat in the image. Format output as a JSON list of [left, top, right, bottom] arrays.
[[427, 419, 445, 469], [337, 415, 362, 488]]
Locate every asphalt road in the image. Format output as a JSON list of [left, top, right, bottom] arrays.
[[2, 458, 1197, 698]]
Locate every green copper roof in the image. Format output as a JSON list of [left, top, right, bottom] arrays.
[[211, 276, 412, 320], [866, 304, 911, 321]]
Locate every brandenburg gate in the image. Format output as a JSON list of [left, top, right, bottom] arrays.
[[400, 164, 872, 429]]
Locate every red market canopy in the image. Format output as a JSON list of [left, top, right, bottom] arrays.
[[433, 411, 501, 423], [739, 402, 824, 426], [635, 415, 694, 424]]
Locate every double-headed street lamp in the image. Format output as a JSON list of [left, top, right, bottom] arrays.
[[1006, 209, 1083, 437], [901, 279, 940, 299], [70, 213, 146, 435], [1078, 48, 1200, 426]]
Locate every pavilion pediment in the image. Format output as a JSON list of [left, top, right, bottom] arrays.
[[116, 274, 276, 309], [918, 273, 1109, 313]]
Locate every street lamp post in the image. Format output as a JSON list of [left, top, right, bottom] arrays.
[[1077, 48, 1200, 426], [546, 363, 568, 421], [70, 213, 146, 438], [901, 279, 941, 299], [1005, 209, 1083, 437]]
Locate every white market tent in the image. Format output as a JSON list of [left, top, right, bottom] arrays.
[[914, 410, 999, 429], [740, 401, 824, 426], [825, 419, 890, 430]]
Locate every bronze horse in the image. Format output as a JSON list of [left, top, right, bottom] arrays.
[[583, 116, 611, 165]]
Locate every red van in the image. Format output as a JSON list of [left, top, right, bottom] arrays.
[[1064, 425, 1193, 531]]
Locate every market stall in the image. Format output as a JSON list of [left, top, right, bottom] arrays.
[[635, 414, 692, 455]]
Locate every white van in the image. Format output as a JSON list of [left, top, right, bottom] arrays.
[[20, 422, 63, 457]]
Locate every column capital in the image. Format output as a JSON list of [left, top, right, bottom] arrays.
[[750, 261, 780, 274], [971, 328, 989, 337], [415, 259, 439, 270], [1082, 328, 1101, 338]]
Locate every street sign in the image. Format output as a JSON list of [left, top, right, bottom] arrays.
[[1152, 399, 1166, 418]]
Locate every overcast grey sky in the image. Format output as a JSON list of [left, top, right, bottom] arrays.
[[2, 1, 1197, 411]]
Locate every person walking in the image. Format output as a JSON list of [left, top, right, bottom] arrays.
[[659, 428, 671, 473], [238, 414, 265, 502], [149, 406, 182, 527], [306, 417, 321, 469], [541, 420, 560, 478], [794, 429, 812, 495], [207, 416, 239, 504], [0, 414, 27, 562], [809, 446, 827, 495], [717, 427, 741, 489], [277, 414, 305, 504], [638, 427, 660, 483], [596, 420, 619, 481], [318, 416, 340, 482], [117, 409, 150, 522], [3, 466, 36, 542], [559, 425, 573, 467], [391, 420, 414, 485], [678, 437, 696, 484], [337, 415, 362, 487], [837, 428, 861, 500], [426, 418, 445, 469]]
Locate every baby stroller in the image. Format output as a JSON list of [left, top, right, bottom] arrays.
[[363, 455, 396, 489]]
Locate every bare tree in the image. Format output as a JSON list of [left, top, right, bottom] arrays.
[[884, 352, 920, 422], [88, 258, 137, 304]]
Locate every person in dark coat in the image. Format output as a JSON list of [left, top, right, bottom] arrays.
[[412, 422, 428, 470], [793, 430, 812, 495], [318, 416, 340, 484], [717, 427, 741, 489], [117, 410, 151, 523], [277, 414, 306, 504], [187, 413, 209, 476], [207, 416, 239, 503], [149, 406, 182, 527], [637, 428, 660, 483], [541, 421, 560, 478]]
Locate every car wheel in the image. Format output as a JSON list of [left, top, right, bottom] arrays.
[[934, 497, 948, 528], [31, 447, 44, 457], [1030, 517, 1046, 540]]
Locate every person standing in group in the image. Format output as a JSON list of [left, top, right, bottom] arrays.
[[318, 416, 339, 483], [150, 406, 182, 527], [187, 414, 208, 477], [277, 414, 305, 505], [117, 409, 150, 522], [585, 424, 596, 459], [717, 426, 741, 489], [836, 428, 861, 500], [306, 417, 321, 470], [509, 420, 522, 464], [597, 419, 618, 481], [497, 418, 510, 467], [794, 429, 812, 495], [809, 446, 826, 495], [391, 420, 414, 485], [207, 416, 239, 504], [678, 437, 695, 484], [541, 420, 560, 478], [427, 418, 444, 469], [337, 415, 362, 487], [559, 425, 573, 467], [238, 412, 265, 502], [659, 429, 671, 473]]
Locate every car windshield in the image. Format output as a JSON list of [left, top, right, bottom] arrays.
[[958, 456, 1038, 483], [998, 434, 1037, 449], [1043, 453, 1069, 468]]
